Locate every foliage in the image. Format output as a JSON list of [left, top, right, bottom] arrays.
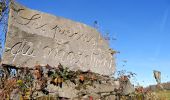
[[0, 78, 17, 99], [0, 64, 169, 99], [0, 64, 100, 99]]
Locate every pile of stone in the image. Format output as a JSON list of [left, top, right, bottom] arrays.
[[0, 64, 120, 99]]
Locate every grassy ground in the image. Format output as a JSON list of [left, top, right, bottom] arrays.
[[156, 90, 170, 100]]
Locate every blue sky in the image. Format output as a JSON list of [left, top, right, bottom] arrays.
[[14, 0, 170, 86]]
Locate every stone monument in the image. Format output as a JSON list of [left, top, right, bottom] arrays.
[[1, 1, 115, 75]]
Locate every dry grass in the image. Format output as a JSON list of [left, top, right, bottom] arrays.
[[156, 90, 170, 100]]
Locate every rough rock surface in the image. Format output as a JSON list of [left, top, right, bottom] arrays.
[[46, 80, 119, 99], [2, 1, 115, 75]]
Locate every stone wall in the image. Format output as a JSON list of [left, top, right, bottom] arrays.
[[1, 1, 115, 75]]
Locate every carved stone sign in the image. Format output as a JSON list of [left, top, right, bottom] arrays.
[[2, 2, 115, 75]]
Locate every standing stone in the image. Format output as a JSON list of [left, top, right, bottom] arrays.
[[1, 1, 115, 75]]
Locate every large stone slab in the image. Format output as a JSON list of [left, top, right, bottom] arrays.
[[1, 1, 115, 75]]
